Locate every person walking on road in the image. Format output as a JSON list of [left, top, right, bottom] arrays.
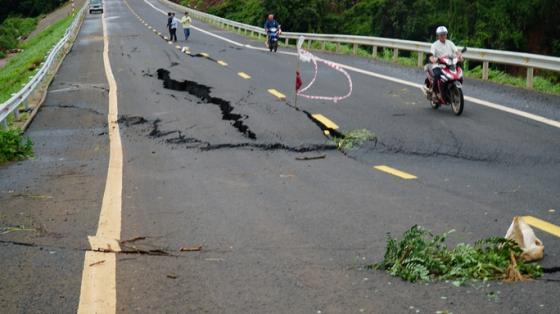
[[170, 13, 179, 42], [167, 12, 174, 40], [180, 11, 192, 41]]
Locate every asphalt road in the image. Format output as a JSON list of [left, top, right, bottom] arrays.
[[1, 0, 560, 312]]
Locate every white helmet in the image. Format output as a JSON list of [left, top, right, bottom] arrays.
[[436, 26, 448, 35]]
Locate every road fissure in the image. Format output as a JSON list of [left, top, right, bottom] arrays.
[[156, 68, 257, 140]]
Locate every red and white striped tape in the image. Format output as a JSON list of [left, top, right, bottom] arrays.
[[297, 48, 353, 103]]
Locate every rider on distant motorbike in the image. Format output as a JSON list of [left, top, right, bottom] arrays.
[[264, 14, 281, 46], [428, 26, 462, 99]]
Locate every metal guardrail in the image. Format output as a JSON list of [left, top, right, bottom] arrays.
[[0, 4, 86, 129], [161, 0, 560, 89]]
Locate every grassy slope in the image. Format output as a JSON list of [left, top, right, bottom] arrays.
[[0, 14, 73, 103]]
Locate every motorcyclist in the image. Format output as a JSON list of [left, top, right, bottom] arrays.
[[428, 26, 462, 98], [264, 14, 281, 46]]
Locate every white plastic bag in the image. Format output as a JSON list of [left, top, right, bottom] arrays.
[[505, 216, 544, 262]]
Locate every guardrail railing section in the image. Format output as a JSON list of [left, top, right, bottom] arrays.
[[0, 5, 86, 129]]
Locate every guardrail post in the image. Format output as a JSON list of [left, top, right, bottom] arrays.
[[526, 67, 534, 89], [1, 119, 8, 130], [321, 41, 326, 51], [336, 42, 340, 53], [417, 52, 424, 67], [393, 48, 399, 61], [482, 61, 489, 80], [372, 46, 378, 58], [353, 43, 358, 55], [285, 37, 289, 47], [13, 107, 20, 121], [307, 40, 311, 49]]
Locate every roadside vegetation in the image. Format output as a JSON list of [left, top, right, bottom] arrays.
[[374, 225, 543, 285], [0, 129, 33, 164], [0, 0, 69, 57], [0, 0, 68, 22], [0, 17, 38, 58], [0, 14, 73, 103]]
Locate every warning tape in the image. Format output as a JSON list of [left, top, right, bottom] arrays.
[[297, 48, 353, 103]]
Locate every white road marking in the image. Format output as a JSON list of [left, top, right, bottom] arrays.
[[144, 0, 560, 130], [78, 6, 123, 314]]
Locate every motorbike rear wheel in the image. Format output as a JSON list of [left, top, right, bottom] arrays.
[[450, 85, 464, 116]]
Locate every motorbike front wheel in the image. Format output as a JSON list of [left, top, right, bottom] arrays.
[[450, 85, 464, 116]]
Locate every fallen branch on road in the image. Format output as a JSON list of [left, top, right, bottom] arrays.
[[373, 225, 543, 285]]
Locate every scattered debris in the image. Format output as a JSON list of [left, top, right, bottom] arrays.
[[333, 129, 376, 151], [120, 236, 147, 245], [505, 216, 544, 262], [167, 274, 178, 279], [296, 154, 326, 161], [89, 260, 106, 267], [117, 115, 148, 127], [0, 225, 35, 235], [180, 245, 202, 252], [374, 225, 543, 284]]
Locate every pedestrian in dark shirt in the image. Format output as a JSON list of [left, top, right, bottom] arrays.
[[167, 12, 174, 40], [170, 14, 179, 42]]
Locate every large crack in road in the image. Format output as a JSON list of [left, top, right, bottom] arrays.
[[118, 116, 337, 152], [156, 68, 257, 140]]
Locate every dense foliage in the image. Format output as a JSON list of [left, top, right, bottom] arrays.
[[374, 225, 543, 284], [0, 0, 68, 22], [0, 129, 33, 163], [0, 17, 37, 57], [180, 0, 559, 57]]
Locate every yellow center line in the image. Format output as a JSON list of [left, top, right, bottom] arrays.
[[78, 8, 123, 314], [522, 216, 560, 238], [238, 72, 251, 80], [175, 45, 181, 49], [268, 89, 286, 100], [374, 165, 417, 180], [217, 60, 228, 66], [200, 52, 210, 58], [311, 114, 339, 130]]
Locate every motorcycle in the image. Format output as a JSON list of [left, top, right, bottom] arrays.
[[267, 27, 280, 52], [423, 47, 467, 116]]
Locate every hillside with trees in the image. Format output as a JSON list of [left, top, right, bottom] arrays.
[[178, 0, 559, 57], [0, 0, 69, 22]]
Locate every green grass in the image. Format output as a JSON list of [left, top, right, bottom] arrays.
[[466, 66, 560, 94], [0, 14, 73, 103], [0, 129, 33, 164], [374, 225, 543, 284]]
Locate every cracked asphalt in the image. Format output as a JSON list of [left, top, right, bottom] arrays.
[[1, 0, 560, 312]]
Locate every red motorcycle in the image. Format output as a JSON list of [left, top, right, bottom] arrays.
[[423, 47, 467, 116]]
